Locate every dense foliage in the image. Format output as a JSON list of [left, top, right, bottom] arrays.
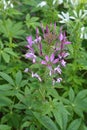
[[0, 0, 87, 130]]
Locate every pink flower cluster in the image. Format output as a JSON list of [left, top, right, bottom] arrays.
[[25, 24, 71, 85]]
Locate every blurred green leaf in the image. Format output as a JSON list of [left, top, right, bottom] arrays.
[[33, 112, 58, 130], [0, 84, 12, 91], [53, 103, 69, 130], [0, 72, 15, 86], [2, 52, 10, 63], [67, 119, 82, 130], [0, 96, 12, 107], [0, 125, 11, 130], [69, 88, 75, 102], [15, 71, 22, 86]]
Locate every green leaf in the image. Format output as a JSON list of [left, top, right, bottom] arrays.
[[14, 103, 26, 110], [0, 125, 11, 130], [68, 119, 82, 130], [69, 88, 75, 102], [53, 103, 68, 130], [25, 14, 39, 29], [33, 112, 58, 130], [2, 52, 10, 63], [0, 19, 25, 38], [47, 87, 59, 98], [0, 84, 12, 91], [67, 44, 73, 55], [16, 93, 24, 102], [25, 86, 30, 95], [20, 80, 28, 87], [4, 48, 17, 57], [21, 121, 30, 129], [0, 96, 12, 107], [76, 89, 87, 99], [15, 71, 22, 86], [23, 0, 37, 6], [0, 72, 14, 86], [30, 125, 36, 130], [73, 89, 87, 117], [74, 107, 84, 118]]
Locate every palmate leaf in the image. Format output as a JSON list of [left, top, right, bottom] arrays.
[[73, 89, 87, 117], [33, 112, 58, 130], [0, 19, 25, 39], [25, 14, 39, 29]]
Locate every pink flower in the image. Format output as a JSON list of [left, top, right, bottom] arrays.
[[52, 77, 62, 85], [54, 65, 61, 74], [25, 52, 36, 63], [56, 78, 62, 83], [32, 72, 42, 82], [25, 25, 71, 84], [41, 53, 59, 66], [33, 36, 42, 44], [61, 59, 66, 67], [59, 31, 71, 47]]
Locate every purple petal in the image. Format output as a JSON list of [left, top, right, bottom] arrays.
[[59, 32, 64, 41], [41, 60, 47, 65], [50, 53, 54, 62], [25, 53, 30, 58], [33, 36, 42, 44], [63, 52, 69, 58], [25, 53, 34, 58], [53, 58, 59, 64], [45, 55, 49, 62], [26, 36, 33, 46], [64, 41, 71, 44]]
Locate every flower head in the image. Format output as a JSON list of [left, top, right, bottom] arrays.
[[25, 24, 71, 84], [58, 12, 75, 23]]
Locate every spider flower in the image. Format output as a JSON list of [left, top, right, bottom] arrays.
[[25, 24, 71, 84]]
